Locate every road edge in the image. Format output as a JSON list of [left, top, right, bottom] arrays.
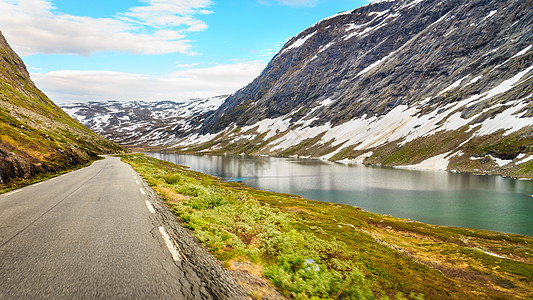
[[133, 165, 250, 299]]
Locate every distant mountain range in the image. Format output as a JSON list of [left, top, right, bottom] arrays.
[[62, 0, 533, 177], [61, 96, 228, 148], [0, 31, 122, 186]]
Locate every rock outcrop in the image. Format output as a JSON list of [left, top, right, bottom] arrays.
[[184, 0, 533, 177]]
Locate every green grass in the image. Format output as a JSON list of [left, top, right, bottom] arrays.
[[121, 153, 373, 299], [120, 153, 533, 299]]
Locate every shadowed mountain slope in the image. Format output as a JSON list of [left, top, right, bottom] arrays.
[[182, 0, 533, 177]]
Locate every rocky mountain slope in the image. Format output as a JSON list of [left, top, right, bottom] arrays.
[[0, 30, 123, 186], [62, 0, 532, 177], [61, 96, 228, 148], [178, 0, 533, 177]]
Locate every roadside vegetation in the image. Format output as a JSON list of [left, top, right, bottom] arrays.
[[120, 153, 533, 299]]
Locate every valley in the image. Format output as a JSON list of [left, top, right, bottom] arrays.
[[1, 0, 532, 298]]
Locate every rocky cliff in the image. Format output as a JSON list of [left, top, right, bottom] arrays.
[[0, 31, 123, 186], [180, 0, 533, 177]]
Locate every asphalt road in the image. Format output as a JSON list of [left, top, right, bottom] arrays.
[[0, 156, 243, 299]]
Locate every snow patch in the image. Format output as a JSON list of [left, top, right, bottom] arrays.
[[480, 249, 505, 258], [403, 0, 425, 9], [516, 153, 526, 160], [437, 75, 469, 95], [427, 11, 451, 28], [444, 27, 456, 37], [356, 51, 396, 77], [510, 45, 532, 59], [517, 155, 533, 164], [318, 41, 335, 53], [282, 31, 317, 54], [369, 10, 390, 17], [488, 155, 512, 167], [315, 10, 353, 25], [396, 152, 451, 171], [483, 65, 533, 100], [343, 15, 395, 40], [473, 99, 533, 137], [241, 116, 290, 140], [338, 151, 373, 164], [371, 0, 395, 4], [465, 75, 483, 86], [320, 98, 334, 106], [482, 10, 498, 21]]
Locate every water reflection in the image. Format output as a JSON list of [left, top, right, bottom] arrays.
[[146, 152, 533, 236]]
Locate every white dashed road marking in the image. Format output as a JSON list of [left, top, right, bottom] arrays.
[[158, 226, 182, 262], [145, 200, 156, 214], [139, 188, 146, 195], [136, 180, 140, 185]]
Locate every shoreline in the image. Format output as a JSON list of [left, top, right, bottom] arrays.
[[143, 147, 533, 180], [143, 150, 533, 237], [120, 153, 533, 298]]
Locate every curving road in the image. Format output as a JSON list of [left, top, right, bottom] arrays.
[[0, 156, 245, 299]]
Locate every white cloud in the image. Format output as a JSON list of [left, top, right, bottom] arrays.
[[118, 0, 212, 30], [0, 0, 213, 55], [176, 62, 200, 68], [198, 9, 215, 15], [31, 61, 267, 103]]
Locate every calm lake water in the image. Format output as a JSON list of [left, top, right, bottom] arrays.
[[146, 152, 533, 236]]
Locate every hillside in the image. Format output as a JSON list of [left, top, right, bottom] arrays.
[[0, 31, 123, 187], [174, 0, 533, 177], [61, 96, 228, 149]]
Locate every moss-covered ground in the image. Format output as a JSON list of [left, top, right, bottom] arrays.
[[120, 153, 533, 299]]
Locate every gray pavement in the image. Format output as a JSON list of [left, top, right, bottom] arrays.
[[0, 156, 246, 299]]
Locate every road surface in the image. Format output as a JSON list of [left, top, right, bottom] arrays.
[[0, 156, 245, 299]]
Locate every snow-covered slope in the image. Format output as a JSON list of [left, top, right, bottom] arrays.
[[176, 0, 533, 177], [61, 95, 228, 147], [64, 0, 533, 177]]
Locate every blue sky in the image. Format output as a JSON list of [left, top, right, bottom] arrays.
[[0, 0, 369, 103]]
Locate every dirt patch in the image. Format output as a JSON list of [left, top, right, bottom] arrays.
[[154, 186, 191, 204], [227, 260, 285, 300]]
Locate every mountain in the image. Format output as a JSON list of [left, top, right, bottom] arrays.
[[61, 96, 228, 149], [61, 0, 532, 177], [0, 31, 123, 186], [179, 0, 532, 177]]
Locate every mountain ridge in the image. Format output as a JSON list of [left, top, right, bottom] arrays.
[[61, 96, 228, 149], [0, 30, 123, 186], [180, 0, 533, 177], [61, 0, 533, 177]]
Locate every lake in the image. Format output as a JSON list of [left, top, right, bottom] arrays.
[[145, 152, 533, 236]]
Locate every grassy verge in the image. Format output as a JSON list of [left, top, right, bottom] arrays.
[[120, 153, 533, 299]]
